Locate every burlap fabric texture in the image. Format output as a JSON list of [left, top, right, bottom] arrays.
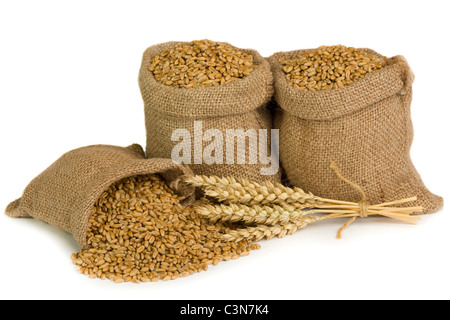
[[268, 49, 443, 214], [5, 144, 195, 248], [139, 41, 281, 184]]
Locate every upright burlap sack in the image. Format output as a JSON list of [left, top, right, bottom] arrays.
[[5, 144, 195, 248], [139, 41, 281, 183], [268, 50, 443, 214]]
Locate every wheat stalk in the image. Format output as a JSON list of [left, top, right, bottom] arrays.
[[186, 170, 423, 239], [185, 175, 422, 218]]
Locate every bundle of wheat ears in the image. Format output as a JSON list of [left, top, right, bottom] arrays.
[[185, 163, 423, 241]]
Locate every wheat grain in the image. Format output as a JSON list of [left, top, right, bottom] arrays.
[[72, 174, 258, 283], [149, 39, 256, 88], [279, 45, 387, 91]]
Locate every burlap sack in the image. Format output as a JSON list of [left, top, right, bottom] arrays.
[[5, 144, 195, 248], [138, 41, 281, 183], [268, 49, 443, 214]]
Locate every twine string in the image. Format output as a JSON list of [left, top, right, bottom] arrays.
[[330, 161, 368, 237], [330, 161, 421, 238], [359, 201, 369, 218]]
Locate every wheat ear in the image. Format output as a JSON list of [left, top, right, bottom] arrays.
[[194, 203, 312, 225], [185, 175, 319, 207], [221, 215, 325, 242]]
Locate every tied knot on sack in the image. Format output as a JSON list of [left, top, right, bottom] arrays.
[[329, 162, 423, 238]]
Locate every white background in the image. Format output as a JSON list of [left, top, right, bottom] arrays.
[[0, 0, 449, 300]]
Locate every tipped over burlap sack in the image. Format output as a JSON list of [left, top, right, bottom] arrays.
[[5, 144, 195, 248], [268, 49, 443, 214], [138, 41, 281, 183]]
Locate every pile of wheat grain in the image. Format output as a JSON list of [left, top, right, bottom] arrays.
[[72, 174, 258, 283], [279, 45, 387, 91], [148, 39, 256, 88]]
